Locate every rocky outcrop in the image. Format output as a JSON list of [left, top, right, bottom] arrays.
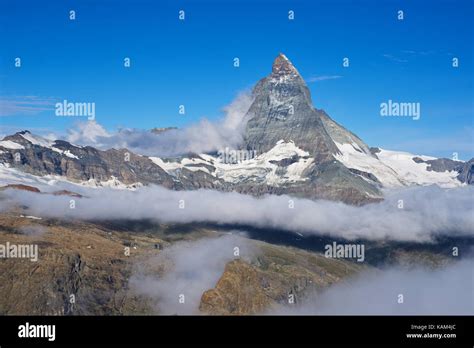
[[412, 156, 474, 184], [199, 242, 366, 315], [200, 260, 271, 315], [0, 184, 83, 198], [240, 53, 382, 203], [0, 131, 176, 188], [456, 159, 474, 184], [0, 131, 227, 191], [0, 184, 41, 193], [150, 127, 177, 135]]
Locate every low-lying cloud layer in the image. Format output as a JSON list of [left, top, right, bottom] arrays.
[[65, 92, 253, 157], [271, 259, 474, 315], [1, 184, 473, 242], [129, 234, 255, 314], [130, 233, 472, 315]]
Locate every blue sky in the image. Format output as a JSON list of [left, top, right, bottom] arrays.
[[1, 0, 473, 159]]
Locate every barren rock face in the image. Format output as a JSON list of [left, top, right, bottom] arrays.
[[244, 53, 339, 163], [240, 53, 383, 203], [0, 131, 175, 188], [0, 131, 225, 191], [457, 159, 474, 184], [199, 260, 271, 315], [199, 242, 367, 315]]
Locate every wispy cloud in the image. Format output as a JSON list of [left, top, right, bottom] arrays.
[[63, 91, 254, 157], [401, 49, 437, 56], [130, 234, 256, 314], [382, 54, 408, 63], [307, 75, 343, 83], [383, 50, 444, 64], [0, 96, 56, 116]]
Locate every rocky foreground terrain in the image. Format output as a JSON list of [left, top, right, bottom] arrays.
[[0, 209, 360, 315], [0, 199, 463, 316]]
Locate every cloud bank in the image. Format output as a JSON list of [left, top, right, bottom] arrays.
[[271, 259, 474, 315], [1, 184, 473, 242], [131, 234, 472, 315], [65, 92, 253, 157], [129, 234, 255, 314]]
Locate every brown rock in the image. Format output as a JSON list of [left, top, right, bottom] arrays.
[[52, 190, 83, 198], [200, 260, 271, 315], [0, 184, 41, 193]]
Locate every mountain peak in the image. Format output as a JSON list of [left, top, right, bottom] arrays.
[[272, 53, 299, 76], [245, 53, 341, 163]]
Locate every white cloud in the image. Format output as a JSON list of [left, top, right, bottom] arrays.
[[64, 91, 253, 157], [271, 259, 474, 315], [1, 184, 473, 243], [129, 234, 255, 314], [67, 120, 110, 145]]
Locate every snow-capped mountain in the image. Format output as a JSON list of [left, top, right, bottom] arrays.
[[0, 130, 227, 191], [0, 54, 471, 204]]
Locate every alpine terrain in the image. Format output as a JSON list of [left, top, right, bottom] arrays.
[[0, 54, 471, 204], [0, 54, 472, 316]]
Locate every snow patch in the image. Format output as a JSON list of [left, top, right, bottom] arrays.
[[334, 142, 462, 188], [151, 141, 313, 186], [149, 157, 184, 173], [0, 140, 24, 150], [51, 147, 79, 159], [20, 132, 53, 148], [20, 215, 42, 220], [79, 176, 143, 190], [377, 149, 462, 188], [0, 164, 141, 191]]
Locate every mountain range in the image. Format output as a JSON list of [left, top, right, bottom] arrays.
[[0, 54, 472, 204]]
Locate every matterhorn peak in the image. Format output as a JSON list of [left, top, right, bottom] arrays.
[[272, 53, 300, 76]]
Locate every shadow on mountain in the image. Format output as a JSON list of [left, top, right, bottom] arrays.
[[90, 219, 474, 267]]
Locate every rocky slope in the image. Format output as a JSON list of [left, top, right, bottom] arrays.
[[244, 54, 339, 162], [413, 156, 473, 184], [199, 242, 365, 315], [0, 209, 366, 315], [1, 206, 461, 315], [0, 131, 226, 191]]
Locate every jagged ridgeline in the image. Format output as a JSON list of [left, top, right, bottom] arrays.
[[242, 53, 382, 203], [0, 54, 472, 205]]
